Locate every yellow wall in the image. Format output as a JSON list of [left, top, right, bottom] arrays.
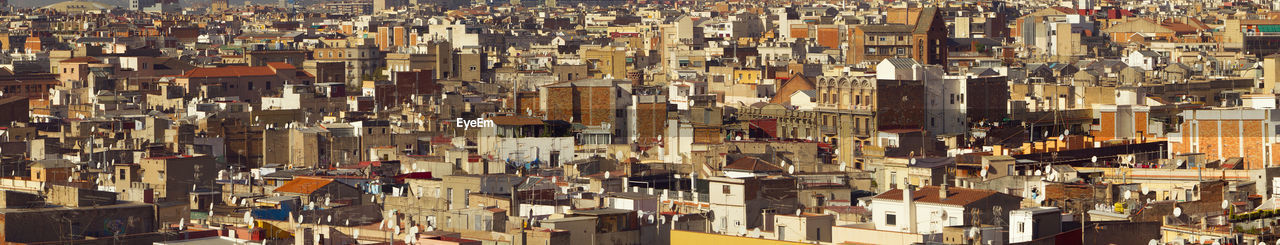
[[734, 69, 761, 84], [670, 230, 808, 245]]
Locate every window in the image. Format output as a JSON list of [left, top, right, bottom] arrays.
[[119, 169, 125, 180], [722, 185, 730, 194], [1019, 222, 1025, 233], [867, 47, 877, 54], [886, 212, 897, 226]]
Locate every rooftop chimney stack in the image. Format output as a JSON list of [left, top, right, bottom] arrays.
[[940, 184, 949, 199]]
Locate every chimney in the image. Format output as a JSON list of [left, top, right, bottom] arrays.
[[939, 184, 949, 199], [903, 185, 916, 233]]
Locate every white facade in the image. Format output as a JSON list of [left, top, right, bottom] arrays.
[[929, 75, 968, 136], [1124, 50, 1164, 71], [709, 178, 750, 236], [875, 59, 924, 81], [1010, 207, 1062, 243], [870, 198, 966, 234], [788, 90, 817, 110], [476, 136, 576, 167]]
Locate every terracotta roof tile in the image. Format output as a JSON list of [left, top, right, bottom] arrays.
[[273, 177, 336, 194], [183, 66, 279, 78], [724, 157, 783, 172], [872, 185, 1019, 206], [266, 62, 296, 70]]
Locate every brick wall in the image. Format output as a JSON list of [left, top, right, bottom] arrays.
[[546, 86, 614, 126], [635, 102, 667, 139], [1174, 118, 1272, 169]]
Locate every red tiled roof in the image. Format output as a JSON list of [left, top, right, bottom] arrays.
[[266, 62, 296, 70], [394, 172, 434, 182], [872, 185, 1018, 206], [183, 66, 278, 78], [1048, 7, 1077, 15], [724, 157, 783, 172], [274, 177, 335, 194]]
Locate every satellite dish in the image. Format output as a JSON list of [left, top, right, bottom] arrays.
[[325, 196, 332, 206], [605, 171, 612, 179], [968, 227, 979, 238], [788, 165, 795, 175], [179, 218, 186, 230], [354, 229, 360, 239], [1149, 240, 1159, 245], [1223, 200, 1231, 209], [244, 212, 255, 229], [1124, 191, 1132, 199], [1034, 170, 1042, 176], [327, 215, 333, 223], [981, 169, 988, 178], [1173, 207, 1182, 217], [394, 225, 401, 235], [409, 226, 419, 235], [910, 158, 917, 165], [840, 162, 847, 171], [1091, 156, 1098, 163]]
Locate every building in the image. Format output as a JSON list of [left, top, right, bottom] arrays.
[[541, 79, 634, 144], [176, 63, 314, 105], [875, 59, 967, 136], [312, 45, 383, 89], [273, 176, 363, 207], [131, 0, 179, 12], [707, 176, 800, 236], [140, 155, 216, 202], [869, 185, 1022, 234], [1009, 207, 1063, 243], [1169, 108, 1280, 169], [848, 8, 948, 68]]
